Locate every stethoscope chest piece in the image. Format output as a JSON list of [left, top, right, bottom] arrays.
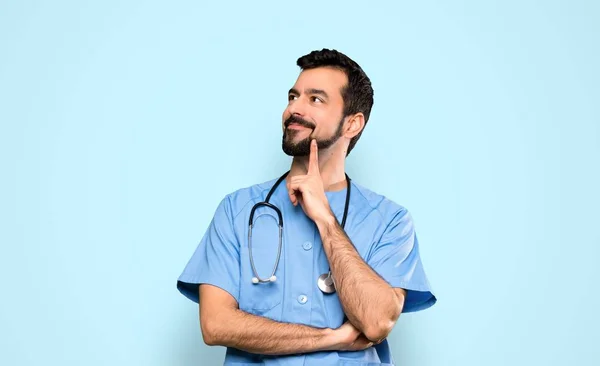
[[317, 272, 336, 294]]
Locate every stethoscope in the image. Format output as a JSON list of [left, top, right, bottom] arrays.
[[248, 170, 351, 294]]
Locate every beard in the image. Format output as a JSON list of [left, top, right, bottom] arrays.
[[282, 115, 345, 156]]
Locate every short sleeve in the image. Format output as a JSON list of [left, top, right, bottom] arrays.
[[367, 208, 437, 313], [176, 195, 240, 304]]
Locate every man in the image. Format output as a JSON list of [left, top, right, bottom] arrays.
[[177, 49, 437, 365]]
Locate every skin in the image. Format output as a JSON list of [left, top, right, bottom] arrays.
[[199, 67, 407, 355], [199, 284, 372, 355]]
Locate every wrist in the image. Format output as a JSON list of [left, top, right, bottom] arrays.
[[319, 327, 339, 352], [315, 212, 337, 232]]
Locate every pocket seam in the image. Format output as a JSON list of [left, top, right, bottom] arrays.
[[249, 298, 281, 311]]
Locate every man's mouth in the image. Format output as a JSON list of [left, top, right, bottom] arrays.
[[287, 123, 310, 130]]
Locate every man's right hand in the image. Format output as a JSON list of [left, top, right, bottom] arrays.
[[325, 321, 374, 351]]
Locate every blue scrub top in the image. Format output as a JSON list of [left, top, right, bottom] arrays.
[[177, 176, 437, 365]]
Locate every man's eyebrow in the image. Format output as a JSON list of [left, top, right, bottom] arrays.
[[306, 88, 329, 99], [287, 88, 329, 100]]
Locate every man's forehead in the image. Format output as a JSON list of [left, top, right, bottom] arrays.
[[292, 67, 347, 93]]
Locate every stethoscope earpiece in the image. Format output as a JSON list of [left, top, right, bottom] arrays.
[[251, 275, 277, 284]]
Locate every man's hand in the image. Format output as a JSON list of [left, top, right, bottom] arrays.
[[324, 321, 375, 352], [286, 139, 334, 224]]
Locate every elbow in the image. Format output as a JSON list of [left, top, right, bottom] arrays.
[[200, 316, 220, 346], [202, 330, 218, 346], [363, 293, 403, 342], [363, 319, 395, 343]]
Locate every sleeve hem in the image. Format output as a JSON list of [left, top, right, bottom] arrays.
[[389, 280, 433, 293], [177, 274, 239, 304], [390, 280, 437, 313]]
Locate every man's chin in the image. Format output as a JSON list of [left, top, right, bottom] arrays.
[[282, 142, 310, 157], [282, 148, 309, 157]]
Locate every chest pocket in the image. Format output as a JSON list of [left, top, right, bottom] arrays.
[[239, 210, 284, 320]]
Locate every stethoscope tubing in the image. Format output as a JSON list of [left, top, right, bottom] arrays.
[[248, 170, 351, 291]]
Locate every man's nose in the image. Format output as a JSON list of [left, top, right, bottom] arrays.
[[287, 96, 307, 117]]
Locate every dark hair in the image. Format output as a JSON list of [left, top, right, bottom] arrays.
[[296, 48, 374, 156]]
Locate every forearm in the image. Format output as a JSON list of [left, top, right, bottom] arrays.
[[317, 216, 402, 341], [203, 308, 335, 355]]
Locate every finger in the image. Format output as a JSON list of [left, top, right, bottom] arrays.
[[307, 139, 320, 175], [288, 188, 298, 206], [291, 176, 307, 184], [352, 335, 373, 350], [362, 342, 374, 350], [288, 180, 307, 194], [290, 181, 310, 206], [286, 182, 297, 206], [286, 183, 293, 205], [289, 181, 304, 206], [348, 340, 372, 351]]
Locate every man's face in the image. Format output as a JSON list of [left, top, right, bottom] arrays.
[[282, 67, 347, 156]]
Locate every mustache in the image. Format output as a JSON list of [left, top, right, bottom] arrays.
[[284, 115, 316, 130]]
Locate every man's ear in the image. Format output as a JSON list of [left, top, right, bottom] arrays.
[[344, 113, 365, 139]]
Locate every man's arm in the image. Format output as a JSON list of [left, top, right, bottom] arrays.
[[285, 140, 406, 343], [316, 217, 405, 343], [198, 284, 373, 355]]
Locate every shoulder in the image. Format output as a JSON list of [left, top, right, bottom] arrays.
[[350, 180, 413, 225], [218, 177, 280, 219]]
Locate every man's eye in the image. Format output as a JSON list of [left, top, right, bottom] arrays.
[[311, 96, 323, 103], [288, 95, 298, 101]]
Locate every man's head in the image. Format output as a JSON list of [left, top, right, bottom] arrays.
[[282, 49, 374, 157]]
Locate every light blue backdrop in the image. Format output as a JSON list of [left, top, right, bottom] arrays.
[[1, 1, 598, 365]]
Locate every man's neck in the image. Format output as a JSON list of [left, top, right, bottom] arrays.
[[288, 150, 347, 192]]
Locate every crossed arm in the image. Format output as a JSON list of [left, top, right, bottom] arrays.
[[199, 284, 374, 355], [198, 224, 406, 354]]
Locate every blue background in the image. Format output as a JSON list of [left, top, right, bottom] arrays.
[[1, 1, 599, 365]]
